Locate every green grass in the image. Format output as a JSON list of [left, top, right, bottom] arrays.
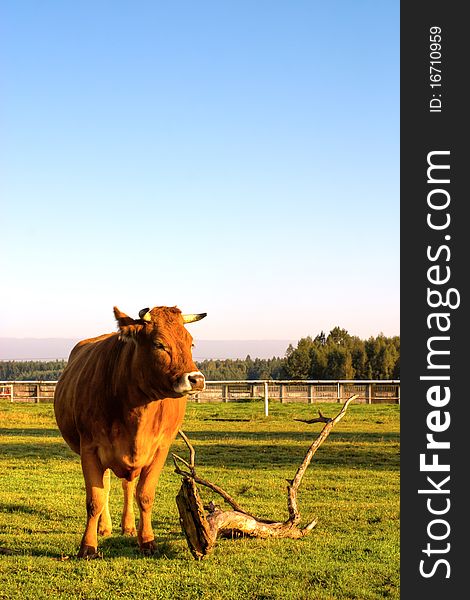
[[0, 401, 399, 599]]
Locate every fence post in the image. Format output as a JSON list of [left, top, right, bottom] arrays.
[[397, 384, 400, 405], [308, 384, 314, 404], [337, 382, 341, 403], [223, 384, 229, 402], [264, 382, 269, 416], [367, 383, 372, 404], [36, 383, 40, 404], [279, 384, 284, 404], [10, 383, 14, 403]]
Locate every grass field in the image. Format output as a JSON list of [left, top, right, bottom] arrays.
[[0, 400, 399, 600]]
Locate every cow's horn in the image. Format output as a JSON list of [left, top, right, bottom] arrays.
[[139, 308, 152, 322], [182, 313, 207, 323]]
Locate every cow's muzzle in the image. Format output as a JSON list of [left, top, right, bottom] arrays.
[[173, 371, 205, 394]]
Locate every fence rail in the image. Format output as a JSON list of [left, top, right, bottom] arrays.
[[0, 380, 400, 414]]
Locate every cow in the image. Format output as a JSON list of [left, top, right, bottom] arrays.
[[54, 305, 206, 558]]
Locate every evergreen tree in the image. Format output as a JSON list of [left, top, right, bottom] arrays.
[[285, 337, 314, 379], [351, 340, 368, 379], [327, 327, 351, 346], [324, 347, 355, 379], [309, 345, 328, 379]]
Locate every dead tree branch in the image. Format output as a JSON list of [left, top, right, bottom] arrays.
[[173, 395, 357, 559]]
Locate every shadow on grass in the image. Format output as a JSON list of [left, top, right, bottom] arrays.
[[0, 427, 61, 438], [0, 536, 183, 560], [0, 502, 79, 525], [182, 429, 399, 442], [0, 502, 40, 515], [175, 443, 399, 471], [0, 425, 399, 471], [0, 441, 72, 459], [0, 498, 184, 559], [176, 431, 400, 471], [99, 536, 182, 559], [0, 438, 398, 470]]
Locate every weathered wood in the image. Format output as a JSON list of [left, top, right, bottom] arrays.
[[175, 479, 318, 559], [3, 380, 400, 405], [173, 396, 357, 558], [175, 477, 215, 560]]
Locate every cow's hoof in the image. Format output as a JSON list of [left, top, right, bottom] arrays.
[[98, 526, 112, 537], [77, 545, 102, 559], [122, 527, 137, 537], [140, 540, 156, 555]]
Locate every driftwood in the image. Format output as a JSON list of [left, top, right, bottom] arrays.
[[173, 395, 357, 559]]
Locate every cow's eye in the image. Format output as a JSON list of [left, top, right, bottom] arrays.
[[152, 342, 167, 352]]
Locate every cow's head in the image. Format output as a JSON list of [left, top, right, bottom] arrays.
[[113, 305, 206, 398]]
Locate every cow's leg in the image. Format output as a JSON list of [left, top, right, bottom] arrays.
[[136, 445, 171, 553], [98, 468, 112, 537], [121, 478, 137, 536], [78, 449, 107, 558]]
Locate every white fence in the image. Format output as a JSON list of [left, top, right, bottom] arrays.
[[0, 379, 400, 416]]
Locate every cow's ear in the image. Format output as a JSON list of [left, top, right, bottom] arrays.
[[113, 307, 134, 327], [113, 306, 145, 340]]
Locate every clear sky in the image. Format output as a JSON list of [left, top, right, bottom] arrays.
[[1, 1, 399, 342]]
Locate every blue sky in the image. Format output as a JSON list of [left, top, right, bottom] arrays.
[[1, 1, 399, 342]]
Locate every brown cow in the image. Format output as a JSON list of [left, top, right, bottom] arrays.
[[54, 305, 206, 558]]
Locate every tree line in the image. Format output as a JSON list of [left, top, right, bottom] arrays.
[[0, 327, 399, 382], [284, 327, 399, 380], [0, 360, 68, 381], [199, 327, 399, 380]]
